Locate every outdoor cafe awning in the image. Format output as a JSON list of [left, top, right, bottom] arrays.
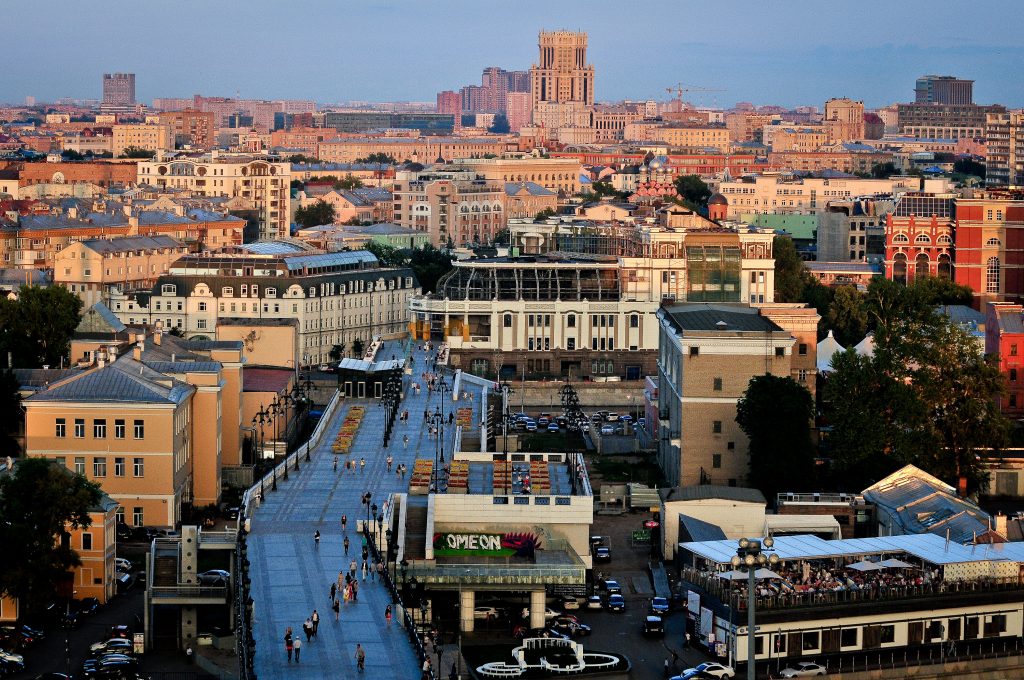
[[717, 568, 782, 581]]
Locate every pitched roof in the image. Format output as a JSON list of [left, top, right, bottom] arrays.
[[27, 356, 194, 405], [80, 235, 184, 255], [816, 330, 845, 373]]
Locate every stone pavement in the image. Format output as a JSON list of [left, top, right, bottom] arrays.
[[248, 340, 480, 679]]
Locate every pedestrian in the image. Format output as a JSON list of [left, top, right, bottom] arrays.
[[343, 584, 350, 605], [314, 530, 320, 547], [362, 546, 369, 562], [664, 657, 670, 678], [369, 559, 377, 581], [344, 536, 350, 555], [341, 514, 348, 533], [284, 628, 293, 662], [355, 643, 366, 672], [294, 637, 302, 662], [312, 610, 320, 636], [361, 561, 368, 580], [333, 457, 338, 472], [330, 582, 337, 602], [350, 558, 357, 578], [386, 454, 393, 472], [360, 457, 366, 473], [303, 618, 313, 642], [403, 435, 409, 448], [385, 604, 392, 625], [337, 570, 344, 591], [423, 409, 429, 423], [333, 597, 340, 620], [352, 579, 359, 601], [421, 656, 432, 680]]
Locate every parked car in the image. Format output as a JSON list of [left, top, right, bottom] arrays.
[[620, 414, 633, 423], [555, 416, 568, 427], [546, 423, 560, 433], [30, 673, 74, 680], [524, 421, 538, 432], [0, 656, 25, 675], [197, 569, 230, 586], [601, 579, 622, 595], [537, 416, 550, 426], [89, 638, 134, 657], [643, 615, 665, 637], [75, 597, 101, 616], [552, 620, 591, 638], [684, 662, 736, 678], [606, 413, 620, 422], [594, 546, 611, 563], [780, 661, 827, 677], [114, 558, 132, 573], [543, 607, 561, 620], [108, 625, 132, 640], [473, 606, 502, 621], [590, 414, 603, 424], [559, 596, 580, 610], [0, 624, 44, 647], [637, 417, 646, 428], [590, 535, 606, 547], [606, 594, 625, 612], [650, 596, 670, 615], [81, 653, 138, 678], [585, 595, 603, 610]]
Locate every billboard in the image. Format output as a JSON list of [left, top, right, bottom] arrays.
[[432, 532, 541, 557]]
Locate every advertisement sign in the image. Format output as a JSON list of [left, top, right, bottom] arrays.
[[687, 590, 701, 620], [133, 633, 145, 655], [432, 532, 541, 557], [700, 606, 714, 641]]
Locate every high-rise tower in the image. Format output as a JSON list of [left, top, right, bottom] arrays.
[[529, 31, 594, 110], [102, 73, 136, 107]]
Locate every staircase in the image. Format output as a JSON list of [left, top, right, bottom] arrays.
[[404, 502, 428, 560]]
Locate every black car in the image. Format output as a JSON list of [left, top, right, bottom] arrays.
[[0, 657, 26, 676], [76, 598, 101, 616], [108, 625, 132, 640], [594, 546, 611, 563], [0, 624, 43, 647], [81, 653, 138, 678], [643, 615, 665, 637], [551, 620, 592, 638], [90, 638, 134, 657], [32, 674, 74, 680]]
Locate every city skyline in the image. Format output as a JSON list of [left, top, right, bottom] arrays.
[[5, 0, 1024, 108]]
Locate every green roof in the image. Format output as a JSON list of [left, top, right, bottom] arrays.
[[740, 213, 818, 241]]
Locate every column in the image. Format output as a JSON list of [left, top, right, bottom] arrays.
[[529, 590, 546, 630], [460, 589, 475, 633]]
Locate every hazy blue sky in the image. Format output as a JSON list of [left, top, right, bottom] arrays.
[[5, 0, 1024, 108]]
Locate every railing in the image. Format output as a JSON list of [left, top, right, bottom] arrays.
[[197, 529, 238, 545], [776, 492, 862, 504], [149, 584, 228, 599]]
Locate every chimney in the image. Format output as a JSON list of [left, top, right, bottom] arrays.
[[133, 345, 142, 361], [136, 332, 145, 353], [995, 512, 1008, 538], [68, 206, 78, 219], [97, 350, 106, 368]]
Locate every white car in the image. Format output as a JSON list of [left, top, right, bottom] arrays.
[[544, 607, 561, 620], [473, 606, 502, 620], [114, 557, 132, 573], [686, 662, 735, 678], [585, 595, 603, 609], [600, 424, 615, 436], [780, 661, 827, 677], [0, 649, 24, 664]]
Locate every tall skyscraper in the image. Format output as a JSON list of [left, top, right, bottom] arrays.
[[530, 31, 594, 109], [915, 75, 974, 105], [102, 73, 136, 106]]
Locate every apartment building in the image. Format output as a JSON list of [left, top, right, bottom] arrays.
[[824, 98, 865, 142], [952, 191, 1024, 307], [653, 126, 731, 152], [316, 136, 510, 165], [54, 235, 190, 307], [450, 156, 582, 195], [817, 198, 895, 263], [985, 110, 1024, 188], [112, 123, 174, 157], [392, 167, 506, 246], [656, 303, 796, 488], [157, 109, 216, 150], [717, 175, 912, 218], [884, 193, 956, 284], [108, 246, 419, 367], [768, 126, 829, 152], [16, 161, 138, 188], [138, 156, 291, 240]]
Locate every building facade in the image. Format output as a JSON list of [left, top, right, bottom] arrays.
[[112, 123, 174, 157], [102, 73, 136, 107], [157, 109, 216, 150], [884, 193, 956, 283], [915, 75, 974, 105], [824, 98, 866, 142], [391, 167, 506, 247], [986, 110, 1024, 189]]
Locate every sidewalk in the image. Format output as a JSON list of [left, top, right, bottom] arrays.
[[247, 340, 478, 679]]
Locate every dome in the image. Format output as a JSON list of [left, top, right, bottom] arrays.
[[708, 193, 728, 206]]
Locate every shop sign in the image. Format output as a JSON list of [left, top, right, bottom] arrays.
[[432, 531, 541, 557]]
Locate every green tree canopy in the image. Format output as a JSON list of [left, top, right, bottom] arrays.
[[827, 286, 868, 347], [0, 286, 83, 368], [535, 208, 556, 221], [120, 146, 156, 159], [673, 174, 712, 209], [0, 458, 103, 611], [0, 370, 21, 455], [736, 374, 816, 502], [363, 242, 453, 294], [773, 235, 806, 303], [288, 153, 319, 164], [351, 338, 365, 358], [294, 200, 336, 229], [333, 175, 363, 190], [355, 153, 397, 165], [488, 115, 510, 134], [329, 343, 345, 361]]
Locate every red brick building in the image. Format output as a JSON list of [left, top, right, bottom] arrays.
[[953, 192, 1024, 307], [884, 193, 955, 283], [986, 302, 1024, 415]]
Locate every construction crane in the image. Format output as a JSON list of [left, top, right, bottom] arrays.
[[664, 83, 725, 107]]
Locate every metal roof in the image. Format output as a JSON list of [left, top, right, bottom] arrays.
[[663, 485, 767, 505], [27, 357, 193, 405], [283, 250, 378, 271], [662, 304, 784, 334]]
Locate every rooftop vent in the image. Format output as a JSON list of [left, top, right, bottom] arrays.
[[716, 320, 728, 328]]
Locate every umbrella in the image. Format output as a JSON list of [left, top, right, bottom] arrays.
[[717, 568, 781, 581], [847, 560, 882, 572], [879, 558, 915, 569]]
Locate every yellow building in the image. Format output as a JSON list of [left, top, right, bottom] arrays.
[[316, 137, 510, 165], [112, 123, 174, 157], [451, 156, 582, 195], [825, 98, 866, 142], [655, 126, 731, 152]]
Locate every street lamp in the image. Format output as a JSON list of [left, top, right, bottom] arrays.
[[370, 503, 378, 538], [430, 407, 444, 491], [730, 536, 779, 680]]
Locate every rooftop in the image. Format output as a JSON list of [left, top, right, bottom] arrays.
[[661, 303, 784, 334]]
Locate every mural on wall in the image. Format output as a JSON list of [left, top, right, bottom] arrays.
[[433, 532, 542, 558]]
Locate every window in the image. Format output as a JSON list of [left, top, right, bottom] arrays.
[[987, 257, 1000, 293], [133, 457, 144, 477], [74, 457, 86, 476], [82, 533, 92, 551], [133, 507, 144, 526], [567, 314, 576, 328], [528, 314, 534, 326], [841, 628, 858, 647], [713, 377, 723, 391], [93, 457, 107, 477], [134, 420, 145, 439], [93, 419, 106, 438], [222, 286, 233, 297], [712, 420, 722, 433], [74, 418, 85, 438], [775, 347, 785, 357], [798, 369, 808, 382], [545, 315, 551, 327], [712, 454, 722, 468], [1012, 344, 1019, 357], [592, 315, 598, 327], [566, 338, 575, 350], [985, 614, 1007, 636], [114, 457, 125, 477], [55, 418, 66, 438], [198, 302, 207, 311], [630, 314, 639, 328], [161, 284, 176, 295], [1011, 369, 1018, 382], [880, 625, 896, 644], [503, 314, 512, 328], [802, 631, 819, 651], [798, 343, 808, 355], [689, 346, 699, 357], [115, 419, 125, 438], [55, 456, 65, 468]]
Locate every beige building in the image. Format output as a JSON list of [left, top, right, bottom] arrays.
[[717, 174, 918, 218], [113, 123, 174, 157], [109, 246, 419, 368], [451, 156, 582, 194], [655, 126, 731, 152], [768, 126, 830, 152], [824, 98, 866, 142], [316, 137, 510, 165], [985, 110, 1024, 188], [530, 30, 594, 110], [55, 235, 190, 307], [392, 167, 506, 246], [656, 303, 796, 488], [157, 109, 216, 150]]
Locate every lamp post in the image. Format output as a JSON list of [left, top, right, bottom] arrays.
[[730, 536, 779, 680], [430, 407, 444, 491], [436, 375, 451, 424], [370, 503, 378, 539]]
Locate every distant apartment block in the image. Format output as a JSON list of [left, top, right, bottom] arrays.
[[102, 73, 135, 107], [915, 75, 974, 105]]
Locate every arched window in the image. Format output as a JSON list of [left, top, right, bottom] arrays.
[[937, 234, 952, 245], [892, 233, 910, 244], [892, 253, 908, 285], [987, 257, 1001, 293], [915, 234, 931, 244], [986, 237, 1001, 247], [937, 254, 952, 279], [915, 253, 929, 279]]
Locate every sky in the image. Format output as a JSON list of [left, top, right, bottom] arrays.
[[4, 0, 1024, 109]]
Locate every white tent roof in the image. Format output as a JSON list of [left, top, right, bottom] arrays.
[[816, 330, 845, 373], [854, 332, 875, 358]]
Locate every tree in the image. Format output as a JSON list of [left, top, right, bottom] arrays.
[[294, 200, 336, 229], [0, 286, 83, 368], [61, 149, 85, 161], [288, 153, 319, 164], [535, 208, 556, 221], [673, 174, 711, 210], [120, 146, 156, 159], [0, 458, 103, 612], [355, 153, 396, 165], [827, 286, 868, 346], [491, 228, 511, 246], [0, 370, 21, 455], [953, 157, 986, 179], [773, 235, 805, 303], [870, 162, 898, 179], [488, 115, 510, 134], [407, 244, 454, 294], [590, 181, 629, 201], [736, 375, 816, 502], [352, 338, 365, 358], [329, 343, 345, 361], [333, 175, 363, 190], [364, 241, 403, 267]]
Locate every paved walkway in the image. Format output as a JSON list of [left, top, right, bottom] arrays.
[[249, 340, 480, 679]]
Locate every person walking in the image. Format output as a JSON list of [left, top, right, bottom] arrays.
[[342, 583, 350, 605], [360, 457, 366, 473], [376, 561, 384, 581], [311, 610, 320, 636], [403, 434, 409, 448], [350, 558, 357, 579], [352, 579, 359, 601], [284, 628, 293, 663], [344, 536, 350, 555], [421, 656, 432, 680], [330, 582, 337, 603], [355, 643, 366, 672], [303, 618, 313, 642], [341, 514, 348, 533], [337, 570, 344, 591], [293, 637, 302, 663], [333, 597, 340, 620], [333, 457, 338, 472], [314, 530, 320, 547], [385, 604, 392, 626], [386, 454, 393, 472], [361, 561, 368, 581]]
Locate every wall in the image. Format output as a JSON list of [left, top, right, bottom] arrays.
[[217, 323, 299, 370], [663, 499, 765, 558]]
